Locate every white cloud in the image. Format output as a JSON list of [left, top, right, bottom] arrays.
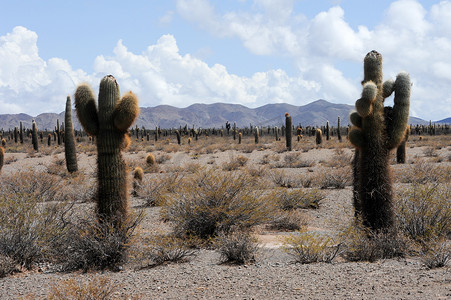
[[175, 0, 451, 120], [0, 26, 90, 114]]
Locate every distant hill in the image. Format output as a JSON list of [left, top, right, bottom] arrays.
[[437, 117, 451, 124], [0, 100, 436, 131]]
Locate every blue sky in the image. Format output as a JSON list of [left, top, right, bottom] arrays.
[[0, 0, 450, 121]]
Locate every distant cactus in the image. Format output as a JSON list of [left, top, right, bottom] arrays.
[[275, 126, 279, 141], [0, 146, 4, 173], [349, 50, 410, 231], [396, 126, 410, 164], [315, 128, 322, 145], [285, 113, 292, 151], [233, 121, 237, 140], [65, 96, 78, 173], [1, 138, 6, 147], [188, 137, 192, 145], [337, 116, 342, 142], [19, 122, 23, 144], [48, 134, 52, 147], [175, 130, 181, 145], [238, 132, 242, 144], [14, 127, 18, 143], [75, 75, 139, 225], [146, 153, 156, 166], [31, 120, 38, 151], [254, 126, 259, 144], [326, 121, 330, 140], [57, 119, 61, 145]]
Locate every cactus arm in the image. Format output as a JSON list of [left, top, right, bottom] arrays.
[[349, 127, 364, 149], [388, 72, 411, 148], [382, 79, 395, 98], [349, 112, 362, 128], [74, 83, 99, 136], [114, 91, 139, 132], [355, 82, 377, 118]]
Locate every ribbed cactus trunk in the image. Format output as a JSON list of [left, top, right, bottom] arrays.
[[315, 128, 322, 145], [31, 120, 38, 151], [349, 50, 410, 231], [0, 146, 4, 173], [65, 96, 78, 173], [19, 122, 23, 144], [285, 114, 292, 151], [396, 126, 410, 164], [254, 126, 259, 144], [75, 75, 139, 226], [337, 117, 342, 142], [326, 121, 330, 140]]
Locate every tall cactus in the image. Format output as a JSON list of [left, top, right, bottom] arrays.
[[337, 116, 342, 142], [254, 126, 259, 144], [349, 50, 410, 231], [285, 113, 292, 151], [0, 146, 4, 173], [19, 121, 23, 144], [75, 75, 139, 225], [65, 96, 78, 173]]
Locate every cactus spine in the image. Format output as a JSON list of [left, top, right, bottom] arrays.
[[285, 113, 292, 151], [31, 120, 38, 151], [65, 96, 78, 173], [75, 75, 139, 225], [349, 50, 410, 231]]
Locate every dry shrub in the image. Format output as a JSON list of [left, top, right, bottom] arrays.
[[266, 169, 301, 188], [59, 212, 143, 272], [283, 227, 341, 264], [396, 160, 451, 184], [394, 183, 451, 242], [269, 188, 324, 210], [313, 166, 352, 189], [214, 231, 259, 264], [420, 240, 450, 269], [47, 276, 140, 300], [136, 234, 197, 268], [162, 169, 274, 239], [138, 173, 184, 206], [340, 222, 406, 262], [243, 165, 269, 178], [276, 152, 315, 168], [0, 183, 72, 269], [423, 146, 438, 157], [222, 155, 249, 171], [324, 149, 353, 168], [267, 210, 307, 231], [1, 170, 62, 202], [155, 153, 171, 164], [0, 254, 16, 278]]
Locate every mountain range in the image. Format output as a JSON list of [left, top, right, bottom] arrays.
[[0, 100, 444, 131]]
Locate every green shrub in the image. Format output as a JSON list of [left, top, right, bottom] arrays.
[[270, 188, 324, 210], [282, 227, 340, 264], [394, 183, 451, 242], [340, 222, 406, 262], [162, 169, 274, 239]]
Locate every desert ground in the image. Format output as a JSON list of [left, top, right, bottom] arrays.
[[0, 132, 450, 299]]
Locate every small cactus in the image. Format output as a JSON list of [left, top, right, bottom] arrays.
[[132, 166, 144, 197], [75, 75, 139, 225], [175, 130, 181, 145], [349, 50, 410, 231], [64, 96, 78, 173], [1, 138, 6, 147], [315, 128, 322, 145], [238, 132, 242, 144], [146, 153, 156, 165]]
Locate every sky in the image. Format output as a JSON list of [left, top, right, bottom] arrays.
[[0, 0, 450, 121]]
